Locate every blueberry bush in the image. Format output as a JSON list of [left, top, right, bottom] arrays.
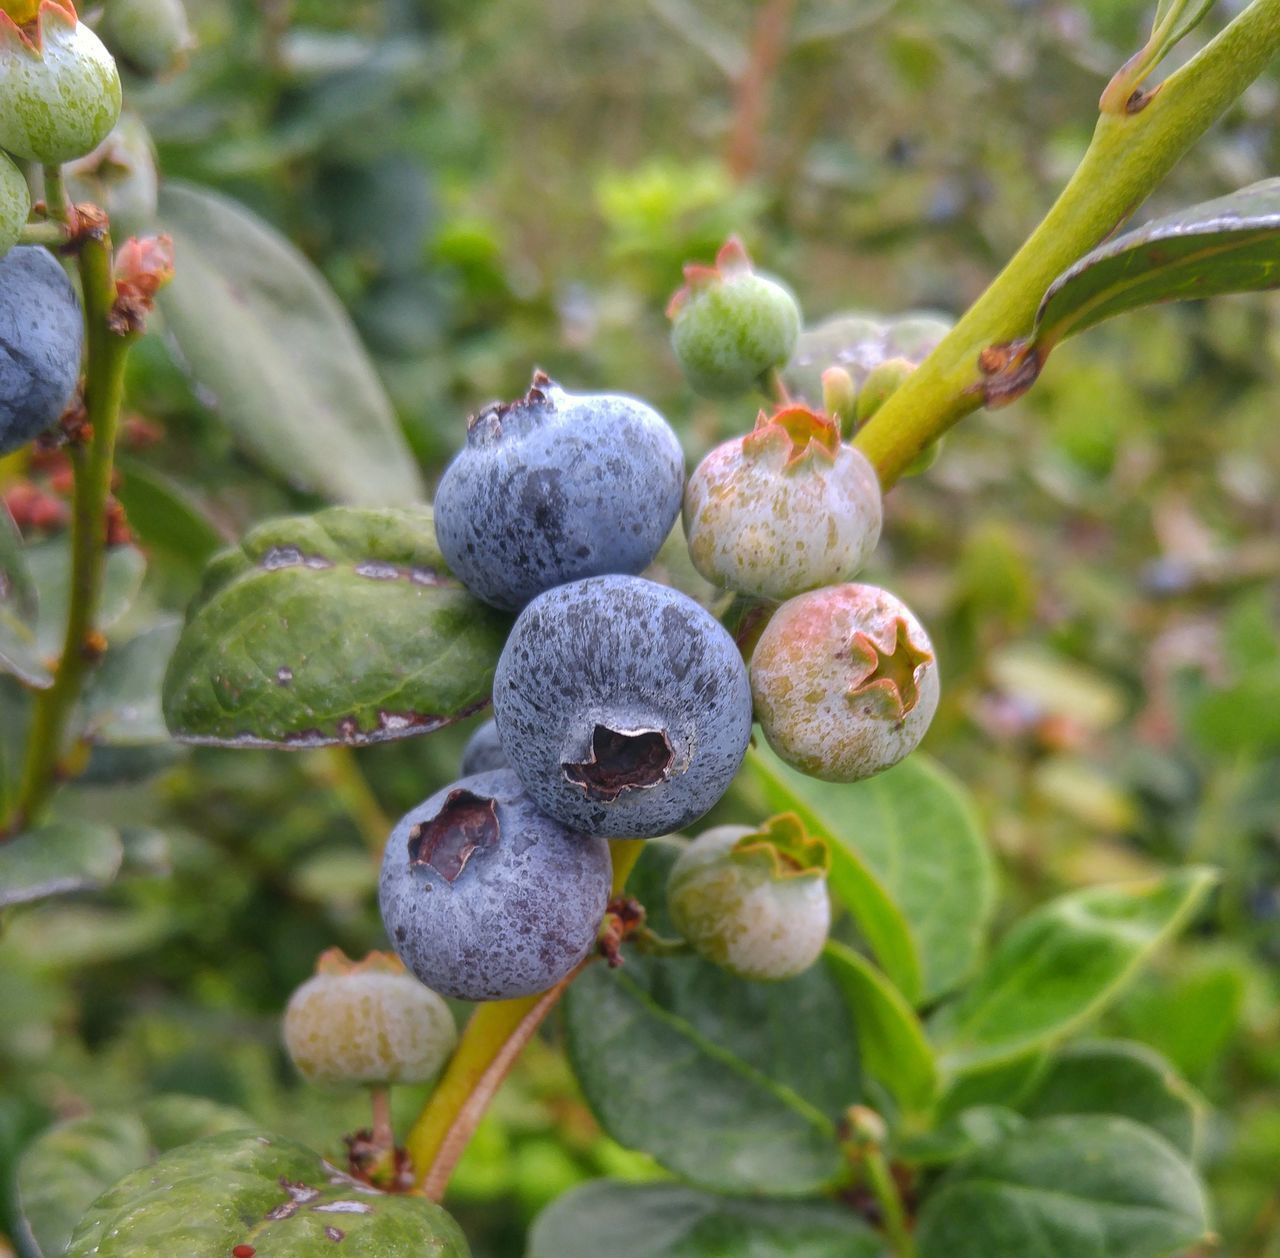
[[2, 1, 1280, 1255]]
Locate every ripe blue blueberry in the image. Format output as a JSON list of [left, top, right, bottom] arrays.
[[433, 371, 685, 612], [460, 718, 507, 775], [0, 246, 81, 457], [378, 768, 612, 1002], [493, 575, 753, 838]]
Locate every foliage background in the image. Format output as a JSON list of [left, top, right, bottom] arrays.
[[2, 0, 1280, 1254]]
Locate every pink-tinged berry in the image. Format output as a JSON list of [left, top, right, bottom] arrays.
[[283, 949, 457, 1086], [683, 404, 882, 601], [0, 0, 121, 164], [668, 236, 801, 397], [751, 583, 940, 782], [667, 813, 831, 981]]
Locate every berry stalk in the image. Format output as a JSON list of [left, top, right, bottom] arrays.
[[853, 0, 1280, 486], [10, 215, 132, 830]]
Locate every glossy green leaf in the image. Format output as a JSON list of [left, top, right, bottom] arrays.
[[824, 941, 938, 1114], [916, 1116, 1211, 1258], [527, 1181, 888, 1258], [84, 619, 182, 746], [565, 842, 859, 1196], [745, 746, 995, 1004], [0, 821, 123, 909], [162, 506, 510, 747], [156, 182, 424, 505], [932, 869, 1216, 1075], [114, 459, 227, 576], [16, 1100, 252, 1258], [1021, 1040, 1201, 1157], [1035, 179, 1280, 351], [67, 1130, 469, 1256], [898, 1106, 1026, 1169], [27, 543, 147, 658], [0, 502, 50, 689]]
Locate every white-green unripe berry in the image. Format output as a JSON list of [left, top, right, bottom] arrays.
[[669, 236, 801, 398], [668, 815, 831, 981], [0, 1, 122, 164], [0, 152, 31, 260], [683, 404, 882, 601], [98, 0, 194, 78]]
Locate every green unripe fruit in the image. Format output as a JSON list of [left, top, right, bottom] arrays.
[[855, 356, 916, 428], [98, 0, 194, 78], [669, 236, 801, 397], [283, 949, 457, 1086], [64, 113, 158, 236], [0, 1, 122, 164], [0, 151, 31, 259], [668, 814, 831, 981]]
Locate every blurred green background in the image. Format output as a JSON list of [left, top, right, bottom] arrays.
[[3, 0, 1280, 1253]]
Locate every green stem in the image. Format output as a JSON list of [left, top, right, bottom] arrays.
[[864, 1144, 915, 1258], [307, 746, 393, 860], [853, 0, 1280, 486], [10, 233, 131, 831], [42, 164, 68, 223], [19, 220, 68, 247], [406, 838, 646, 1197]]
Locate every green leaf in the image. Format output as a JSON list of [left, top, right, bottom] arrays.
[[565, 842, 859, 1196], [0, 502, 50, 689], [162, 506, 509, 747], [824, 941, 938, 1114], [1035, 179, 1280, 351], [156, 182, 425, 506], [27, 543, 147, 658], [744, 746, 995, 1004], [1021, 1040, 1201, 1157], [16, 1100, 251, 1258], [83, 620, 182, 746], [66, 1130, 469, 1256], [916, 1115, 1211, 1258], [16, 1113, 151, 1258], [932, 869, 1216, 1075], [527, 1181, 888, 1258], [0, 822, 123, 909], [114, 459, 227, 576]]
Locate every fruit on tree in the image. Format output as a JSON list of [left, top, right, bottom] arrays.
[[97, 0, 193, 78], [0, 152, 30, 259], [683, 404, 882, 600], [433, 371, 684, 611], [378, 769, 612, 1002], [669, 236, 801, 397], [64, 114, 158, 237], [667, 814, 831, 981], [0, 1, 122, 164], [493, 575, 753, 838], [460, 717, 507, 775], [751, 582, 940, 781], [283, 949, 457, 1086], [0, 246, 82, 457]]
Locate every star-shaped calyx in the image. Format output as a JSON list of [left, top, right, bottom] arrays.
[[407, 789, 500, 883], [562, 723, 674, 803], [730, 812, 830, 881], [742, 403, 841, 470], [665, 234, 754, 319], [846, 617, 934, 721], [312, 948, 406, 978], [0, 0, 76, 53]]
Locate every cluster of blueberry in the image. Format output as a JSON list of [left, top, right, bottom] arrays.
[[376, 240, 939, 1007], [0, 0, 123, 457]]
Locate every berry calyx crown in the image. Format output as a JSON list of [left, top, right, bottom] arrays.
[[466, 369, 559, 444], [666, 234, 754, 319], [0, 0, 79, 55], [313, 948, 408, 979], [846, 617, 933, 720], [742, 404, 841, 469], [731, 812, 831, 880]]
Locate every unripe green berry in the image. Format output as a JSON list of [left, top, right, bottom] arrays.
[[283, 949, 457, 1087], [64, 113, 158, 237], [98, 0, 194, 78], [821, 366, 857, 437], [0, 1, 122, 164], [854, 356, 916, 428], [668, 814, 831, 981], [751, 583, 940, 782], [0, 151, 31, 260], [669, 236, 801, 397], [683, 404, 882, 601]]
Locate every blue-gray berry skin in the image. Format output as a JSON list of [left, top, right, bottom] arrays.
[[493, 575, 753, 838], [460, 718, 507, 775], [0, 247, 82, 457], [433, 372, 685, 612], [378, 769, 611, 1002]]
